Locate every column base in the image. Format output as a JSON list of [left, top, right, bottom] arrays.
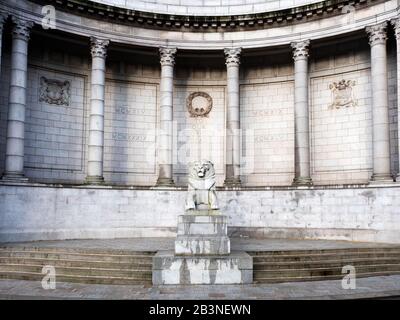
[[292, 176, 313, 186], [1, 173, 29, 183], [369, 173, 395, 184], [85, 176, 105, 185], [223, 177, 241, 188], [155, 177, 175, 187]]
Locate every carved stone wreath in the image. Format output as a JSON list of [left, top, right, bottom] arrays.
[[187, 92, 213, 117]]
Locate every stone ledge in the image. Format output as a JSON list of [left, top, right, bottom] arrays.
[[177, 223, 227, 236], [2, 181, 400, 190], [178, 214, 227, 224]]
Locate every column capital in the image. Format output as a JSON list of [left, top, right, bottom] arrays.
[[291, 40, 310, 61], [159, 47, 177, 66], [11, 16, 34, 42], [224, 47, 242, 67], [366, 21, 387, 47], [90, 37, 110, 58], [391, 18, 400, 40], [0, 11, 8, 28]]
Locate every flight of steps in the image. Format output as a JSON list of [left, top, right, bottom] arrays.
[[249, 247, 400, 284], [2, 245, 400, 285], [0, 246, 155, 285]]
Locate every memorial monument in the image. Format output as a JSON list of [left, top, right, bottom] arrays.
[[152, 161, 253, 285]]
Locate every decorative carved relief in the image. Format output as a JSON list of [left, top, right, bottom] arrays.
[[0, 11, 8, 31], [90, 37, 110, 58], [187, 92, 213, 117], [366, 22, 387, 46], [391, 18, 400, 40], [39, 76, 71, 106], [159, 47, 177, 66], [291, 40, 310, 60], [224, 47, 241, 66], [11, 17, 34, 41], [329, 79, 357, 109]]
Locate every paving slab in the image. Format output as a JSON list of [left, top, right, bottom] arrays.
[[0, 276, 400, 300]]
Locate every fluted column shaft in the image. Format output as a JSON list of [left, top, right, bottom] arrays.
[[2, 17, 33, 181], [392, 18, 400, 180], [86, 37, 109, 184], [291, 40, 312, 186], [366, 22, 392, 182], [224, 48, 242, 187], [156, 47, 176, 186]]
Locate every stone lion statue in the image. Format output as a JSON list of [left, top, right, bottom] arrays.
[[185, 160, 219, 211]]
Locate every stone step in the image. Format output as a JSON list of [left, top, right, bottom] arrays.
[[0, 271, 152, 285], [0, 246, 155, 256], [254, 257, 400, 270], [252, 252, 400, 262], [0, 250, 154, 263], [0, 257, 152, 269], [254, 270, 400, 284], [248, 247, 400, 256], [254, 264, 400, 278], [0, 264, 153, 278]]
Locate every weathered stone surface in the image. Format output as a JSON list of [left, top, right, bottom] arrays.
[[177, 214, 227, 236], [2, 185, 400, 244], [177, 222, 227, 236], [175, 235, 230, 255], [152, 251, 253, 285]]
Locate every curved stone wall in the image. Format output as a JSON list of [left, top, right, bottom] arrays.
[[0, 0, 399, 243], [1, 184, 400, 243]]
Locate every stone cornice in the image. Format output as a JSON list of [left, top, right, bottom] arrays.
[[28, 0, 379, 32]]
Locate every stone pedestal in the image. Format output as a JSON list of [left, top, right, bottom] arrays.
[[153, 251, 252, 285], [153, 210, 253, 285]]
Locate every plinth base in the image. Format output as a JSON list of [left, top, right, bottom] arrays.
[[175, 213, 230, 255], [152, 251, 253, 285], [85, 175, 105, 185], [292, 176, 313, 186], [155, 177, 175, 187]]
